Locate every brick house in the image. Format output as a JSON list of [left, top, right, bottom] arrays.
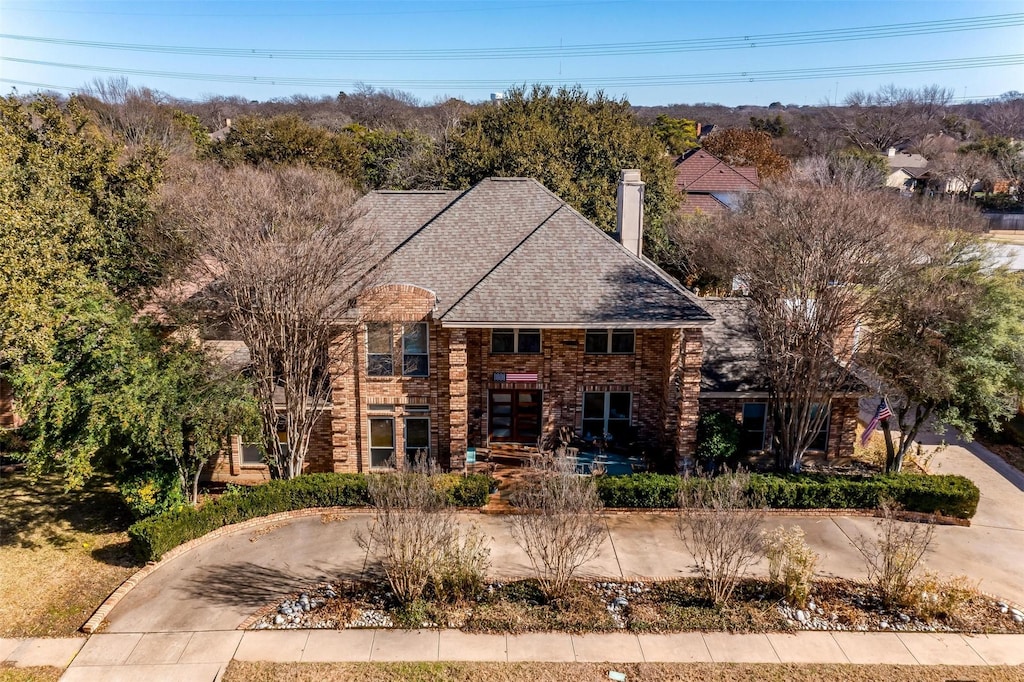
[[674, 149, 759, 217], [205, 171, 859, 482], [699, 298, 859, 462], [207, 171, 714, 480]]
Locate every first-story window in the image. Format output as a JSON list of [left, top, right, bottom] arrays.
[[404, 416, 431, 465], [240, 442, 264, 465], [582, 391, 632, 443], [741, 403, 767, 452], [491, 328, 541, 354], [585, 329, 635, 354], [369, 417, 395, 468], [367, 323, 393, 376], [809, 404, 830, 452], [402, 323, 429, 376]]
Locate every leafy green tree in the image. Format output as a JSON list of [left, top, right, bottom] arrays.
[[867, 238, 1024, 473], [443, 85, 679, 260], [351, 125, 440, 190], [0, 95, 163, 366], [11, 296, 257, 502], [749, 114, 788, 138], [695, 411, 741, 468], [652, 114, 699, 154], [211, 113, 363, 181]]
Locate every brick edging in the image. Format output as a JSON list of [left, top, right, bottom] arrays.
[[81, 506, 367, 634]]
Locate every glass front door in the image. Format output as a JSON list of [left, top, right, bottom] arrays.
[[489, 390, 542, 443]]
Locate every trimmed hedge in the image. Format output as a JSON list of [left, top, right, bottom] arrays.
[[596, 473, 980, 520], [129, 472, 492, 562]]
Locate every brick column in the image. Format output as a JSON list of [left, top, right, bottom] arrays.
[[330, 330, 358, 473], [447, 328, 469, 470], [675, 328, 703, 470]]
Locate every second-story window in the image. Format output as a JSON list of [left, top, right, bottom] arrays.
[[585, 329, 635, 354], [367, 323, 393, 376], [491, 328, 541, 354], [402, 323, 429, 376]]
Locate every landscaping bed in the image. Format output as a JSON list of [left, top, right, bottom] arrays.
[[247, 577, 1024, 636]]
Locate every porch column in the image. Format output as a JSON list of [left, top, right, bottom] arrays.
[[675, 328, 703, 470], [448, 327, 469, 469]]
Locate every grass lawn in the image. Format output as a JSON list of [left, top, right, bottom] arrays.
[[0, 667, 63, 682], [223, 662, 1024, 682], [0, 470, 140, 637]]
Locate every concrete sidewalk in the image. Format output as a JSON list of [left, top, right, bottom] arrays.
[[3, 630, 1023, 681]]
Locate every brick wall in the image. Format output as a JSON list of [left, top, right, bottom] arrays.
[[0, 378, 23, 429], [699, 394, 859, 460]]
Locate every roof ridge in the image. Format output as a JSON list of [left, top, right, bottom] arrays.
[[440, 203, 565, 320], [359, 186, 470, 287]]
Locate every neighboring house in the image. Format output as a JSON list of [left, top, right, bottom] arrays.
[[698, 297, 860, 460], [882, 147, 930, 193], [204, 171, 861, 482], [673, 149, 759, 217]]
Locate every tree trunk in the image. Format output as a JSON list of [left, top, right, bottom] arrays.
[[191, 468, 202, 506]]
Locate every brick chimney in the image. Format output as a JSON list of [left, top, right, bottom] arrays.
[[616, 169, 644, 258]]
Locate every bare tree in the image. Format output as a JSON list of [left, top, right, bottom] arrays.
[[834, 84, 954, 152], [81, 77, 197, 153], [677, 471, 765, 605], [508, 453, 606, 601], [717, 181, 936, 471], [356, 462, 489, 604], [158, 163, 378, 478], [929, 150, 998, 196], [852, 499, 934, 608]]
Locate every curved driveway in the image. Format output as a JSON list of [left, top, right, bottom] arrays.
[[104, 442, 1024, 633]]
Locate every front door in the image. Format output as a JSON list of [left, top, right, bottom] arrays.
[[488, 390, 542, 444]]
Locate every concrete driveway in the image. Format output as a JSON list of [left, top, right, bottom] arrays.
[[103, 441, 1024, 634]]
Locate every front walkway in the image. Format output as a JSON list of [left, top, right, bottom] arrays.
[[3, 630, 1024, 682]]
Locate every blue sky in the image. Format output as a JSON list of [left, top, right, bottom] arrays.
[[1, 0, 1021, 106]]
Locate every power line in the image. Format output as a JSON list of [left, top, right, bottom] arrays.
[[4, 53, 1021, 90], [0, 0, 610, 19], [1, 13, 1022, 61]]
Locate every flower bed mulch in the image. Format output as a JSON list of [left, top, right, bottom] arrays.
[[247, 577, 1024, 635]]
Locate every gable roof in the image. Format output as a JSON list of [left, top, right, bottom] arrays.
[[674, 149, 760, 194], [355, 178, 712, 327]]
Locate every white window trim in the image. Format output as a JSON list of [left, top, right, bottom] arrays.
[[490, 328, 542, 354], [402, 322, 429, 377], [404, 415, 431, 460], [585, 329, 635, 355], [368, 417, 396, 470], [582, 391, 633, 436]]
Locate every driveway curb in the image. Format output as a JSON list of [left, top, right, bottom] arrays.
[[81, 506, 367, 634]]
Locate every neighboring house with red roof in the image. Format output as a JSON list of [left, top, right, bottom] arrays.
[[673, 149, 760, 216]]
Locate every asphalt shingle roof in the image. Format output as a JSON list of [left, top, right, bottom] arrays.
[[674, 149, 760, 194], [699, 298, 766, 392], [354, 177, 712, 327]]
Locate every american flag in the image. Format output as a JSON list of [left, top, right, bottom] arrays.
[[861, 398, 893, 446], [493, 372, 538, 382]]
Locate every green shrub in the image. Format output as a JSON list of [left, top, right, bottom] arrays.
[[695, 411, 741, 464], [596, 473, 978, 519], [129, 472, 492, 561], [117, 467, 186, 519]]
